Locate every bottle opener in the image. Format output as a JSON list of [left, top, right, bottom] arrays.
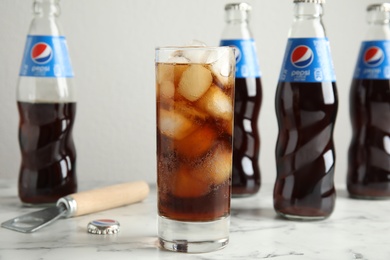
[[1, 181, 149, 233]]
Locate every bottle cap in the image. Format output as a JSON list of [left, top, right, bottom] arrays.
[[87, 219, 120, 235], [293, 0, 325, 4], [225, 3, 252, 12], [367, 3, 390, 12]]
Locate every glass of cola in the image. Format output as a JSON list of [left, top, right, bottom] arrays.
[[155, 46, 235, 253]]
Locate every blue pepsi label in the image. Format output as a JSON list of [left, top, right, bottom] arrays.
[[19, 35, 74, 78], [220, 39, 261, 78], [353, 40, 390, 79], [278, 38, 336, 82]]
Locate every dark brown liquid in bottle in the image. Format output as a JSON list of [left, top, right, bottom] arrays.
[[347, 79, 390, 198], [274, 81, 338, 219], [232, 77, 262, 196], [18, 102, 77, 204]]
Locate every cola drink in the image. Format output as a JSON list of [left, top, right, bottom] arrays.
[[18, 102, 76, 204], [347, 3, 390, 199], [156, 59, 234, 221], [17, 0, 77, 204], [274, 82, 338, 218], [220, 3, 262, 196], [274, 0, 338, 220], [231, 78, 261, 196]]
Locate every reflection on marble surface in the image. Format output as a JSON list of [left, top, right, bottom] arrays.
[[0, 179, 389, 259]]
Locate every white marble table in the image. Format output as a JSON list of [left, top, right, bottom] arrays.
[[0, 179, 389, 260]]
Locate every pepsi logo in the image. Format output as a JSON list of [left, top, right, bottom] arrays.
[[231, 45, 242, 63], [31, 42, 52, 64], [364, 47, 384, 67], [291, 45, 314, 68], [91, 219, 119, 226]]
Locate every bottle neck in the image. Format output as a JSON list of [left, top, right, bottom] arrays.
[[29, 0, 63, 36], [365, 10, 390, 40], [288, 2, 326, 38], [221, 9, 252, 40], [34, 0, 60, 17]]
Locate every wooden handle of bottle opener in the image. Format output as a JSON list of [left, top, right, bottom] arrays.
[[68, 181, 150, 217]]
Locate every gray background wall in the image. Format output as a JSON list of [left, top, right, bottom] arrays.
[[0, 0, 382, 186]]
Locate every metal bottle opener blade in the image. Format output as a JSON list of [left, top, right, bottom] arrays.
[[1, 181, 150, 233], [1, 204, 68, 233], [2, 196, 79, 233]]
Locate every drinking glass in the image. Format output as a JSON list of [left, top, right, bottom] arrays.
[[155, 46, 235, 253]]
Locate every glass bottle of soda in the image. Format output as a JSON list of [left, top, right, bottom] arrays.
[[347, 3, 390, 199], [17, 0, 77, 205], [274, 0, 338, 220], [220, 3, 262, 197]]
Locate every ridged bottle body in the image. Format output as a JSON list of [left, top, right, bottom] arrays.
[[274, 1, 338, 219], [274, 81, 337, 219]]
